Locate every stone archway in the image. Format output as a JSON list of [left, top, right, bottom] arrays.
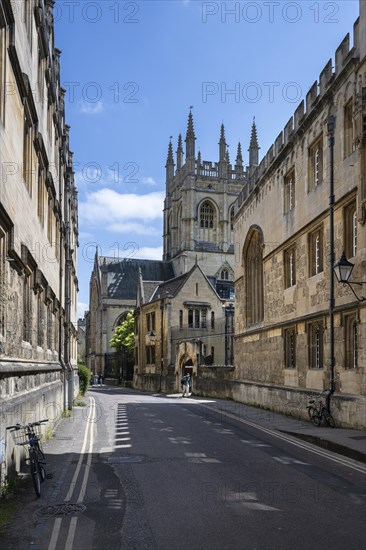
[[180, 353, 193, 375]]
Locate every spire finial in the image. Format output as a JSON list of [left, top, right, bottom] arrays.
[[248, 117, 260, 167], [249, 118, 259, 149], [219, 122, 227, 163], [236, 142, 243, 163], [185, 107, 196, 160], [186, 107, 195, 139], [177, 133, 184, 170], [166, 138, 174, 165]]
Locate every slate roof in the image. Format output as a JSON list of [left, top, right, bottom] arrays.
[[150, 270, 193, 301], [142, 281, 161, 303], [98, 257, 174, 300]]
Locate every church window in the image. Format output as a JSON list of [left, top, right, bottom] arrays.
[[230, 207, 235, 231], [284, 169, 295, 213], [220, 269, 229, 280], [245, 230, 264, 326], [309, 227, 323, 276], [38, 167, 45, 225], [344, 313, 358, 369], [284, 246, 296, 288], [37, 293, 44, 348], [47, 197, 54, 243], [344, 99, 353, 158], [200, 201, 215, 229], [308, 136, 323, 191], [309, 321, 323, 369], [23, 110, 34, 195], [344, 203, 357, 258], [23, 274, 32, 343], [211, 312, 215, 329], [24, 0, 33, 48], [179, 310, 183, 330]]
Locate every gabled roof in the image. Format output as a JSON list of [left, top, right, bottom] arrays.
[[149, 263, 222, 303], [98, 257, 174, 300], [150, 269, 193, 301]]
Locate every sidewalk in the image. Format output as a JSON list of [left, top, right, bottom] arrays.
[[187, 396, 366, 464]]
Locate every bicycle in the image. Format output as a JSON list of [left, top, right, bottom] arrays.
[[306, 393, 335, 428], [6, 419, 49, 497]]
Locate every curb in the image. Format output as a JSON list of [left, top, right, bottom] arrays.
[[282, 431, 366, 465]]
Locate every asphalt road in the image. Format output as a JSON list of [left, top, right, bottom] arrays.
[[1, 387, 366, 550]]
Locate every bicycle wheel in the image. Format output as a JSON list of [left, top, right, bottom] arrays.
[[307, 406, 321, 426], [29, 449, 41, 497], [323, 408, 336, 428], [39, 464, 46, 482], [35, 442, 45, 461]]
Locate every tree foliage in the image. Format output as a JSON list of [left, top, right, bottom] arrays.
[[78, 364, 91, 396], [110, 311, 135, 352]]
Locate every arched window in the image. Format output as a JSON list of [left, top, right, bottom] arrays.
[[200, 201, 215, 229], [230, 207, 235, 231], [245, 229, 264, 325], [220, 269, 229, 280]]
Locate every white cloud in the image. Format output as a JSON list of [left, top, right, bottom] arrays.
[[78, 100, 104, 114], [79, 189, 165, 230], [128, 246, 163, 261], [142, 176, 157, 186], [107, 222, 161, 236], [78, 302, 89, 318]]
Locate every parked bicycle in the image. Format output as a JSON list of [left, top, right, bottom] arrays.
[[306, 393, 335, 428], [6, 419, 49, 497]]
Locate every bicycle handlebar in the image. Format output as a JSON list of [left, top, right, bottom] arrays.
[[6, 419, 49, 430]]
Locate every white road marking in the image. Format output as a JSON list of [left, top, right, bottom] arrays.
[[273, 456, 309, 466], [204, 405, 366, 474], [48, 518, 62, 550], [48, 397, 96, 550]]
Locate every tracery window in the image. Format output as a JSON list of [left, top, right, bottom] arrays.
[[200, 201, 215, 229], [245, 230, 264, 325]]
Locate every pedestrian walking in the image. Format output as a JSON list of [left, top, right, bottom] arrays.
[[181, 373, 191, 397], [98, 374, 103, 386]]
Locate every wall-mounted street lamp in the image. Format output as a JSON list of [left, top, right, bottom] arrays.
[[334, 252, 366, 302]]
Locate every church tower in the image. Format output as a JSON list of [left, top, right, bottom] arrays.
[[163, 112, 259, 298]]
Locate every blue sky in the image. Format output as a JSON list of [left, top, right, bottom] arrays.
[[54, 0, 360, 317]]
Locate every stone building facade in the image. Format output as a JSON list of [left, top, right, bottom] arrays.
[[85, 252, 174, 378], [87, 112, 258, 388], [134, 263, 234, 393], [163, 111, 260, 300], [0, 0, 78, 477], [233, 1, 366, 428]]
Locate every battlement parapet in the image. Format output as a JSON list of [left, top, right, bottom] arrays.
[[234, 14, 361, 218]]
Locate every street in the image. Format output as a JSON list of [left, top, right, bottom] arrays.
[[2, 387, 366, 550]]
